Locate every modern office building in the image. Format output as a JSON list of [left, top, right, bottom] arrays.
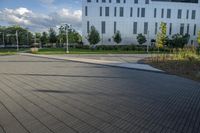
[[82, 0, 200, 45]]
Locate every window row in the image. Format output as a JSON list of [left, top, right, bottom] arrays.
[[87, 21, 198, 36], [87, 0, 149, 4], [85, 6, 196, 20]]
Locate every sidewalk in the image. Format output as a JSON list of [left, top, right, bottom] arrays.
[[20, 53, 163, 73]]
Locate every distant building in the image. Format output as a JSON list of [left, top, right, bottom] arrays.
[[82, 0, 200, 45]]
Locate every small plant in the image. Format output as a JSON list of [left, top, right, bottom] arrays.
[[87, 26, 100, 45], [137, 33, 146, 45], [156, 22, 167, 51], [113, 31, 122, 44]]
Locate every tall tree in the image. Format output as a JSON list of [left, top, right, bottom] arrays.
[[40, 32, 49, 45], [137, 33, 146, 45], [87, 26, 100, 45], [49, 28, 57, 44], [113, 31, 122, 44], [156, 22, 167, 51]]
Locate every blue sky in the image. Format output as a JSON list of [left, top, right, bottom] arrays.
[[0, 0, 82, 32]]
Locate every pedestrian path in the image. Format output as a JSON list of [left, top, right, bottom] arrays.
[[20, 53, 163, 72]]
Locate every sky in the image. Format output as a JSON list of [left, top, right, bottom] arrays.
[[0, 0, 82, 32]]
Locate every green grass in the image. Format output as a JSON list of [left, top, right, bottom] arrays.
[[35, 48, 163, 55], [0, 48, 29, 55]]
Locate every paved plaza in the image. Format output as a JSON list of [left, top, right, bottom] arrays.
[[0, 55, 200, 133]]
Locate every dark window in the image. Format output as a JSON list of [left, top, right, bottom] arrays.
[[167, 9, 171, 18], [109, 0, 111, 2], [102, 21, 106, 34], [130, 7, 133, 17], [169, 23, 172, 35], [145, 0, 149, 4], [134, 0, 138, 4], [85, 6, 88, 16], [120, 7, 124, 17], [100, 7, 102, 16], [102, 0, 106, 2], [178, 9, 182, 19], [133, 22, 137, 34], [161, 8, 164, 18], [141, 8, 145, 17], [87, 21, 90, 33], [180, 23, 184, 35], [187, 24, 190, 34], [144, 22, 148, 34], [192, 10, 196, 19], [116, 0, 120, 3], [114, 21, 117, 33], [193, 24, 196, 35], [154, 8, 157, 18], [114, 7, 117, 16], [87, 0, 91, 2], [186, 10, 189, 19], [137, 8, 140, 17], [155, 22, 158, 34], [105, 7, 109, 16]]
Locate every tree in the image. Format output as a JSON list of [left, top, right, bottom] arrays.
[[156, 22, 167, 51], [113, 31, 122, 44], [87, 26, 100, 45], [49, 28, 57, 44], [137, 33, 146, 45], [198, 31, 200, 46], [40, 32, 49, 46], [171, 33, 190, 48]]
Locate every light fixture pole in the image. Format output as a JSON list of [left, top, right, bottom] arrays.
[[16, 31, 19, 52], [65, 24, 69, 53], [147, 30, 150, 53]]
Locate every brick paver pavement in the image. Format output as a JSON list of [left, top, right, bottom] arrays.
[[0, 55, 200, 133]]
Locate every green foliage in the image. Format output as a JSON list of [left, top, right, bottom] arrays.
[[156, 22, 167, 49], [113, 31, 122, 44], [87, 26, 100, 45], [49, 28, 57, 44], [40, 32, 49, 45], [137, 33, 147, 45], [171, 34, 190, 48], [197, 31, 200, 46]]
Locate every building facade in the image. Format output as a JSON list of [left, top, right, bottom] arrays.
[[82, 0, 200, 45]]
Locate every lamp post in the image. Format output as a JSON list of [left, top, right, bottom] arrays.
[[16, 31, 19, 51], [147, 30, 150, 53]]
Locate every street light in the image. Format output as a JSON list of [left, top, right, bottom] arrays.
[[147, 30, 150, 53], [60, 23, 71, 54], [16, 31, 19, 51]]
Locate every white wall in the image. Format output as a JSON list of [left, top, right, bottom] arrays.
[[82, 0, 200, 45]]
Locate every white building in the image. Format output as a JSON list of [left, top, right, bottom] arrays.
[[82, 0, 200, 45]]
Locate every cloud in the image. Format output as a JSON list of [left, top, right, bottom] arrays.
[[0, 7, 82, 33], [39, 0, 54, 4]]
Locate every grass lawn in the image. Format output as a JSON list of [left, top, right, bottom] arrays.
[[0, 48, 29, 55], [35, 48, 162, 54]]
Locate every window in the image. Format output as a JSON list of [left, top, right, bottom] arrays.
[[167, 9, 171, 18], [114, 21, 117, 34], [130, 7, 133, 17], [137, 8, 140, 17], [120, 7, 124, 17], [124, 0, 126, 3], [154, 8, 157, 18], [144, 22, 148, 34], [186, 10, 189, 19], [87, 0, 91, 2], [116, 0, 120, 3], [134, 0, 138, 4], [133, 22, 137, 34], [114, 7, 117, 16], [192, 10, 196, 19], [187, 24, 190, 34], [193, 24, 196, 36], [178, 9, 182, 19], [155, 22, 158, 35], [169, 23, 172, 35], [85, 6, 88, 16], [109, 0, 111, 3], [102, 0, 106, 2], [105, 7, 109, 16], [102, 21, 106, 34], [161, 9, 164, 18], [141, 8, 145, 17], [100, 7, 102, 16], [96, 0, 99, 2], [87, 21, 90, 33], [180, 23, 184, 35], [145, 0, 149, 4]]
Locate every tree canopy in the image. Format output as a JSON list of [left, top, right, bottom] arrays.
[[137, 33, 147, 45], [113, 31, 122, 44], [87, 26, 100, 45]]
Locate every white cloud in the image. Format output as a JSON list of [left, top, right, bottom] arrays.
[[0, 7, 82, 33]]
